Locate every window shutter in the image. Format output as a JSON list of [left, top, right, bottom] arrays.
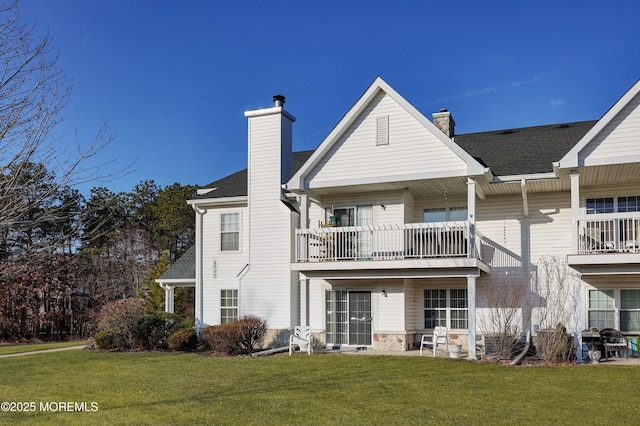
[[376, 116, 389, 146]]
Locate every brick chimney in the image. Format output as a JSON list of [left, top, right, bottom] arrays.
[[433, 108, 455, 139]]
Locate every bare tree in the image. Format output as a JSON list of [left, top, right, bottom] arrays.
[[478, 272, 527, 359], [531, 255, 579, 363], [0, 1, 121, 253]]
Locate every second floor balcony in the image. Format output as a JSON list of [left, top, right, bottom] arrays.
[[295, 221, 484, 263], [577, 215, 640, 254]]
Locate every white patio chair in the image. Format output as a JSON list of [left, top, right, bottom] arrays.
[[289, 326, 312, 356], [419, 326, 448, 357]]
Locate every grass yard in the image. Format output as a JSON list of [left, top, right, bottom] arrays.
[[0, 350, 636, 425], [0, 340, 89, 356]]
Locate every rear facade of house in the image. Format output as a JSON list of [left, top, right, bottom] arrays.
[[157, 77, 640, 357]]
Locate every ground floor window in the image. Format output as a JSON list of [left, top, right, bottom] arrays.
[[588, 289, 615, 330], [220, 289, 238, 325], [424, 288, 468, 330], [621, 289, 640, 332]]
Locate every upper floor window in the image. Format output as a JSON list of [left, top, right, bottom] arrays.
[[586, 196, 640, 214], [618, 196, 640, 213], [220, 213, 240, 252], [327, 206, 372, 226], [424, 207, 467, 222]]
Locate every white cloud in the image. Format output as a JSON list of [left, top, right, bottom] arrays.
[[422, 69, 562, 107], [550, 98, 565, 106]]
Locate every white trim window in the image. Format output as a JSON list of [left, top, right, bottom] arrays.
[[220, 212, 240, 252], [424, 288, 468, 330], [586, 195, 640, 214], [424, 207, 467, 222], [220, 289, 238, 325], [588, 289, 615, 330], [620, 289, 640, 332]]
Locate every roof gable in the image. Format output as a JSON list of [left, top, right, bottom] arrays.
[[288, 77, 486, 191], [558, 79, 640, 169]]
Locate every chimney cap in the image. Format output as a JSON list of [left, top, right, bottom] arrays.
[[440, 108, 448, 113], [273, 94, 286, 107]]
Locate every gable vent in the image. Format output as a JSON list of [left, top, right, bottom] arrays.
[[376, 115, 389, 146]]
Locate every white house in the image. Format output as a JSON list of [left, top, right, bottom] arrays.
[[157, 77, 640, 357]]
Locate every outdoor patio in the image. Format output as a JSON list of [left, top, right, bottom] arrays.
[[314, 346, 640, 365]]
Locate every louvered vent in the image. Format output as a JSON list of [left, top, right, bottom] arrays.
[[376, 116, 389, 146]]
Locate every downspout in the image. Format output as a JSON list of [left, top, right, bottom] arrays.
[[521, 178, 530, 309], [237, 263, 250, 318], [521, 179, 531, 330]]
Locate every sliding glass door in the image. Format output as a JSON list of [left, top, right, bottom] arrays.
[[326, 290, 372, 346]]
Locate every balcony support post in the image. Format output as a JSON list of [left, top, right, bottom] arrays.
[[570, 171, 580, 253], [467, 274, 477, 360], [467, 178, 477, 257], [299, 273, 308, 326]]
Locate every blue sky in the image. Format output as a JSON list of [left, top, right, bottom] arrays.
[[17, 0, 640, 195]]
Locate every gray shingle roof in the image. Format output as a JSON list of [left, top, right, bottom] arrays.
[[158, 246, 195, 281], [195, 122, 597, 201], [455, 120, 597, 175], [194, 150, 315, 199]]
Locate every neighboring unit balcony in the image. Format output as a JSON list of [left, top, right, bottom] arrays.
[[577, 215, 640, 254], [570, 214, 640, 272], [295, 221, 484, 263]]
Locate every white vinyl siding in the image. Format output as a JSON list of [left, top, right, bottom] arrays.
[[579, 92, 640, 166], [200, 205, 249, 326], [306, 92, 467, 187], [242, 109, 295, 329], [376, 282, 405, 331]]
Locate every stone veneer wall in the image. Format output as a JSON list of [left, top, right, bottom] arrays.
[[373, 333, 412, 351]]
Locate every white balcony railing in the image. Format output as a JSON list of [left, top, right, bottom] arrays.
[[578, 215, 640, 254], [295, 222, 484, 262]]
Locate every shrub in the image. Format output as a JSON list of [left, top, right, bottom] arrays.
[[94, 327, 131, 350], [537, 324, 575, 364], [168, 327, 199, 352], [201, 316, 267, 355], [129, 312, 186, 350], [201, 322, 242, 355], [237, 315, 267, 353], [96, 298, 146, 332]]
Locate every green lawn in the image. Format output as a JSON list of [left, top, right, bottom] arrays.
[[0, 340, 89, 356], [0, 350, 635, 425]]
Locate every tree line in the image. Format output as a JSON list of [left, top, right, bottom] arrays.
[[0, 178, 196, 341]]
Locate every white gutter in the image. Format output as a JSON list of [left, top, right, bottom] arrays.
[[187, 196, 247, 207], [492, 172, 557, 183]]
